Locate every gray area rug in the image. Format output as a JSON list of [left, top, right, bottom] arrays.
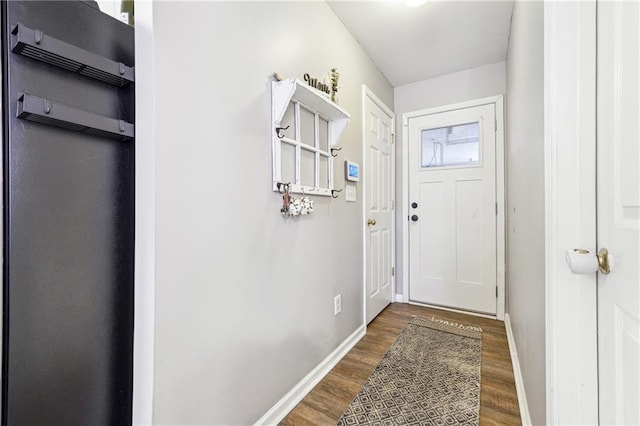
[[337, 316, 482, 426]]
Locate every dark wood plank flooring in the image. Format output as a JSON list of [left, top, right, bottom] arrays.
[[281, 303, 521, 425]]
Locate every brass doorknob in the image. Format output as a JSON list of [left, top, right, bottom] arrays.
[[565, 247, 614, 275], [367, 219, 377, 226], [596, 248, 613, 274]]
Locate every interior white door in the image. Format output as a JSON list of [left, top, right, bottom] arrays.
[[364, 90, 394, 324], [597, 2, 640, 422], [408, 104, 497, 315]]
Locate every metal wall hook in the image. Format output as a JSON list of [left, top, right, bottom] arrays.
[[330, 147, 342, 157], [275, 125, 290, 139], [276, 182, 290, 194], [331, 188, 343, 199]]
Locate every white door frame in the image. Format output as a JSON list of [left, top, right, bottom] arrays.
[[401, 95, 505, 321], [544, 2, 598, 424], [362, 86, 396, 326]]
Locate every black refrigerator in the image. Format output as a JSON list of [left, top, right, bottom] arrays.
[[1, 1, 135, 424]]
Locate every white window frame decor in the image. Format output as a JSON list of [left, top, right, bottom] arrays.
[[272, 77, 350, 197]]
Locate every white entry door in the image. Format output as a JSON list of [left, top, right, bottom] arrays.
[[407, 102, 499, 315], [364, 88, 394, 324], [597, 1, 640, 422]]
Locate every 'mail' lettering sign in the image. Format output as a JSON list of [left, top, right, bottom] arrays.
[[303, 73, 330, 95]]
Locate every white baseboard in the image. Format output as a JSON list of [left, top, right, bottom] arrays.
[[504, 313, 532, 426], [394, 294, 404, 303], [254, 324, 366, 425]]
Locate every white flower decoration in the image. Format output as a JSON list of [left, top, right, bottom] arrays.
[[300, 196, 314, 215], [286, 195, 314, 217]]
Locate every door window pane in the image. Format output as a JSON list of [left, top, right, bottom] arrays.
[[319, 118, 329, 152], [279, 102, 296, 139], [300, 106, 316, 146], [319, 155, 329, 188], [274, 103, 333, 194], [300, 148, 315, 187], [281, 142, 296, 183], [421, 122, 480, 168]]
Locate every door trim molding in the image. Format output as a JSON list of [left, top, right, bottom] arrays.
[[134, 2, 156, 424], [494, 97, 505, 321], [401, 95, 505, 320], [544, 2, 598, 424], [362, 86, 395, 325]]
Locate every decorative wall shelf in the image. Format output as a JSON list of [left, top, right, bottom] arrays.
[[271, 78, 350, 197], [272, 78, 350, 146]]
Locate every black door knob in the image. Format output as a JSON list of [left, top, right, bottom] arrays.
[[411, 215, 419, 222], [411, 202, 418, 208]]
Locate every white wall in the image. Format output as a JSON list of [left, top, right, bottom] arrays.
[[394, 62, 506, 295], [144, 2, 393, 424], [506, 1, 545, 424]]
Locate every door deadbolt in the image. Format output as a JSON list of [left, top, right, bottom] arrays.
[[411, 202, 418, 208], [411, 215, 419, 222]]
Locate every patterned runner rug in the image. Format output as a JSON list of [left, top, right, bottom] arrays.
[[337, 316, 482, 425]]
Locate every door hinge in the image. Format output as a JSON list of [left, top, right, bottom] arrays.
[[495, 119, 497, 132], [496, 286, 498, 298], [392, 200, 395, 210], [391, 133, 396, 144], [392, 267, 395, 277], [495, 202, 498, 215]]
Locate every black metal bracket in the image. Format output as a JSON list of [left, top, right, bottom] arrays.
[[17, 93, 134, 141], [330, 147, 342, 157], [11, 23, 134, 87], [331, 188, 343, 199], [275, 125, 289, 139]]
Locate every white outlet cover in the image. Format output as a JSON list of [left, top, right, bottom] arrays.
[[334, 294, 342, 315], [345, 184, 356, 202]]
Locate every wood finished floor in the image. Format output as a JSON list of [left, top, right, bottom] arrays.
[[281, 303, 521, 425]]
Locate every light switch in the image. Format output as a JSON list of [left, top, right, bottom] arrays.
[[345, 184, 356, 202]]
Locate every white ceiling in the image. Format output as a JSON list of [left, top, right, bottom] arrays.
[[327, 1, 514, 87]]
